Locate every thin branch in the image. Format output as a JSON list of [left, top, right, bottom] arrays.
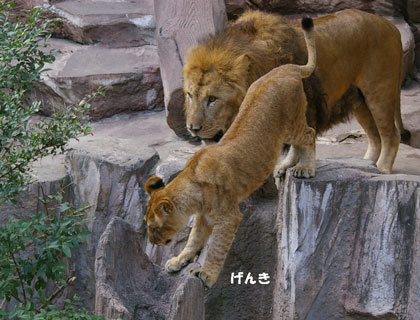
[[42, 276, 76, 308], [10, 251, 27, 305], [39, 184, 50, 217], [10, 291, 23, 305], [10, 291, 41, 314], [0, 297, 6, 310]]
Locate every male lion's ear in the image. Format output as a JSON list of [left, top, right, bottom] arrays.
[[145, 176, 165, 196], [156, 199, 174, 216]]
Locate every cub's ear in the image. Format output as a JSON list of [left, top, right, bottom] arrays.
[[145, 176, 165, 196], [156, 199, 174, 216]]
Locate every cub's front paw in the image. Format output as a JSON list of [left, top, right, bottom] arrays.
[[290, 165, 315, 178], [165, 256, 191, 273], [190, 268, 217, 288]]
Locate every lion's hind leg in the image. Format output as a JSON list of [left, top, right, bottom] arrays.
[[358, 85, 400, 174], [354, 101, 381, 162]]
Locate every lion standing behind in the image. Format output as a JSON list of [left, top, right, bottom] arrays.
[[144, 17, 317, 288], [183, 9, 409, 174]]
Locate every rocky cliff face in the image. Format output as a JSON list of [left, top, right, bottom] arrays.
[[2, 130, 420, 319], [275, 158, 420, 320]]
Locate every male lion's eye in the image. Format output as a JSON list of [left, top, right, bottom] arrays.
[[187, 92, 192, 98], [208, 96, 217, 105]]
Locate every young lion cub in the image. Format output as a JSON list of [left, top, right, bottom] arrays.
[[144, 17, 316, 288]]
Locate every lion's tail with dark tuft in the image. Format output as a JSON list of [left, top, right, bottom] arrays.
[[298, 17, 316, 78]]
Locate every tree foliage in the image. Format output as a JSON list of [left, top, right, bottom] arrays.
[[0, 2, 109, 318], [0, 1, 96, 202]]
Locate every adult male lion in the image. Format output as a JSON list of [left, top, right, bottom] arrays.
[[183, 9, 409, 174], [145, 17, 316, 288]]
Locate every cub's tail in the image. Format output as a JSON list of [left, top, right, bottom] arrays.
[[298, 17, 316, 78]]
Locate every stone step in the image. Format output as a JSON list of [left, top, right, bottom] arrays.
[[49, 0, 155, 48], [32, 38, 164, 120]]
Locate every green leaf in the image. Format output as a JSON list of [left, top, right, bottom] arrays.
[[62, 245, 71, 258]]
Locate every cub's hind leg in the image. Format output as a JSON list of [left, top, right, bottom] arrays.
[[165, 214, 211, 273], [275, 125, 316, 179], [289, 126, 316, 178], [275, 145, 301, 177]]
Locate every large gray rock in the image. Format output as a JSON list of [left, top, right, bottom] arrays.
[[401, 83, 420, 149], [274, 158, 420, 319], [65, 137, 159, 309], [408, 0, 420, 23], [0, 155, 69, 224], [154, 0, 227, 137], [205, 192, 278, 320], [33, 38, 164, 120], [386, 17, 416, 85], [49, 0, 156, 48], [95, 217, 205, 320]]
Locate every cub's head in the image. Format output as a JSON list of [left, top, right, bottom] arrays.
[[183, 45, 250, 141], [144, 176, 186, 246]]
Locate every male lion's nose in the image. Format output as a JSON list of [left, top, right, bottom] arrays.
[[189, 124, 202, 133]]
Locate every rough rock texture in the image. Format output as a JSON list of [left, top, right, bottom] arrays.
[[401, 83, 420, 149], [205, 190, 278, 320], [32, 38, 163, 120], [274, 158, 420, 320], [408, 0, 420, 23], [49, 0, 156, 48], [0, 155, 69, 225], [154, 0, 227, 137], [65, 137, 159, 310], [224, 0, 405, 18], [95, 217, 204, 320], [386, 17, 415, 84], [412, 23, 420, 82]]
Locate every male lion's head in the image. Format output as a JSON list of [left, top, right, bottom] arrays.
[[183, 44, 250, 142], [144, 176, 187, 246], [181, 10, 302, 142]]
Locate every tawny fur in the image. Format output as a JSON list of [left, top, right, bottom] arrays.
[[183, 9, 409, 174], [144, 20, 317, 288]]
